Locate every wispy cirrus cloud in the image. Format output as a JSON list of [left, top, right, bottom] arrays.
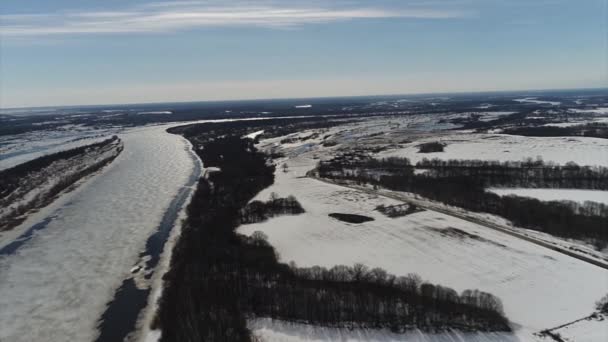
[[0, 1, 469, 37]]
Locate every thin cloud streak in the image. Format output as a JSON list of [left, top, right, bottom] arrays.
[[0, 2, 469, 36]]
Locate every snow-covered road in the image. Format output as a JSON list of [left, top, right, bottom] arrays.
[[0, 125, 197, 342]]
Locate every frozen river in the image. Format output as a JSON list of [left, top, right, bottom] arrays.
[[0, 124, 199, 342]]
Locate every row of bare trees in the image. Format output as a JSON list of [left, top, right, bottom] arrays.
[[416, 158, 608, 190], [318, 155, 608, 248]]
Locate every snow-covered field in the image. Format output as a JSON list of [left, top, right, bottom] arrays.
[[238, 124, 608, 342], [569, 107, 608, 115], [547, 315, 607, 342], [437, 111, 515, 123], [544, 117, 608, 128], [487, 188, 608, 205], [2, 112, 606, 341], [0, 124, 197, 342], [514, 98, 561, 106], [375, 133, 608, 167], [249, 318, 519, 342], [137, 111, 172, 115], [475, 111, 516, 121]]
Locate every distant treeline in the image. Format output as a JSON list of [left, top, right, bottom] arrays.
[[0, 103, 361, 137], [168, 116, 356, 144], [503, 123, 608, 139], [444, 111, 530, 130], [416, 158, 608, 190], [0, 136, 123, 231], [157, 126, 510, 342], [0, 136, 120, 197], [318, 155, 608, 248]]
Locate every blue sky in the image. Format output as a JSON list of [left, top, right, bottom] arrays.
[[1, 0, 606, 108]]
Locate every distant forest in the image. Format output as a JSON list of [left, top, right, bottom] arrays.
[[157, 121, 510, 342], [168, 116, 357, 143], [318, 155, 608, 248], [503, 123, 608, 139]]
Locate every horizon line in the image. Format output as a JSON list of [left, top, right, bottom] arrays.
[[2, 86, 606, 111]]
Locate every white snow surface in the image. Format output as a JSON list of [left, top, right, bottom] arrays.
[[514, 98, 561, 106], [137, 111, 172, 115], [245, 130, 265, 139], [549, 315, 608, 342], [569, 107, 608, 115], [249, 318, 519, 342], [475, 111, 516, 121], [543, 122, 587, 127], [544, 117, 608, 127], [487, 188, 608, 205], [0, 124, 197, 342], [238, 130, 608, 341], [375, 133, 608, 167]]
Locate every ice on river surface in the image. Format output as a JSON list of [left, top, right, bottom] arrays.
[[0, 125, 196, 342]]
